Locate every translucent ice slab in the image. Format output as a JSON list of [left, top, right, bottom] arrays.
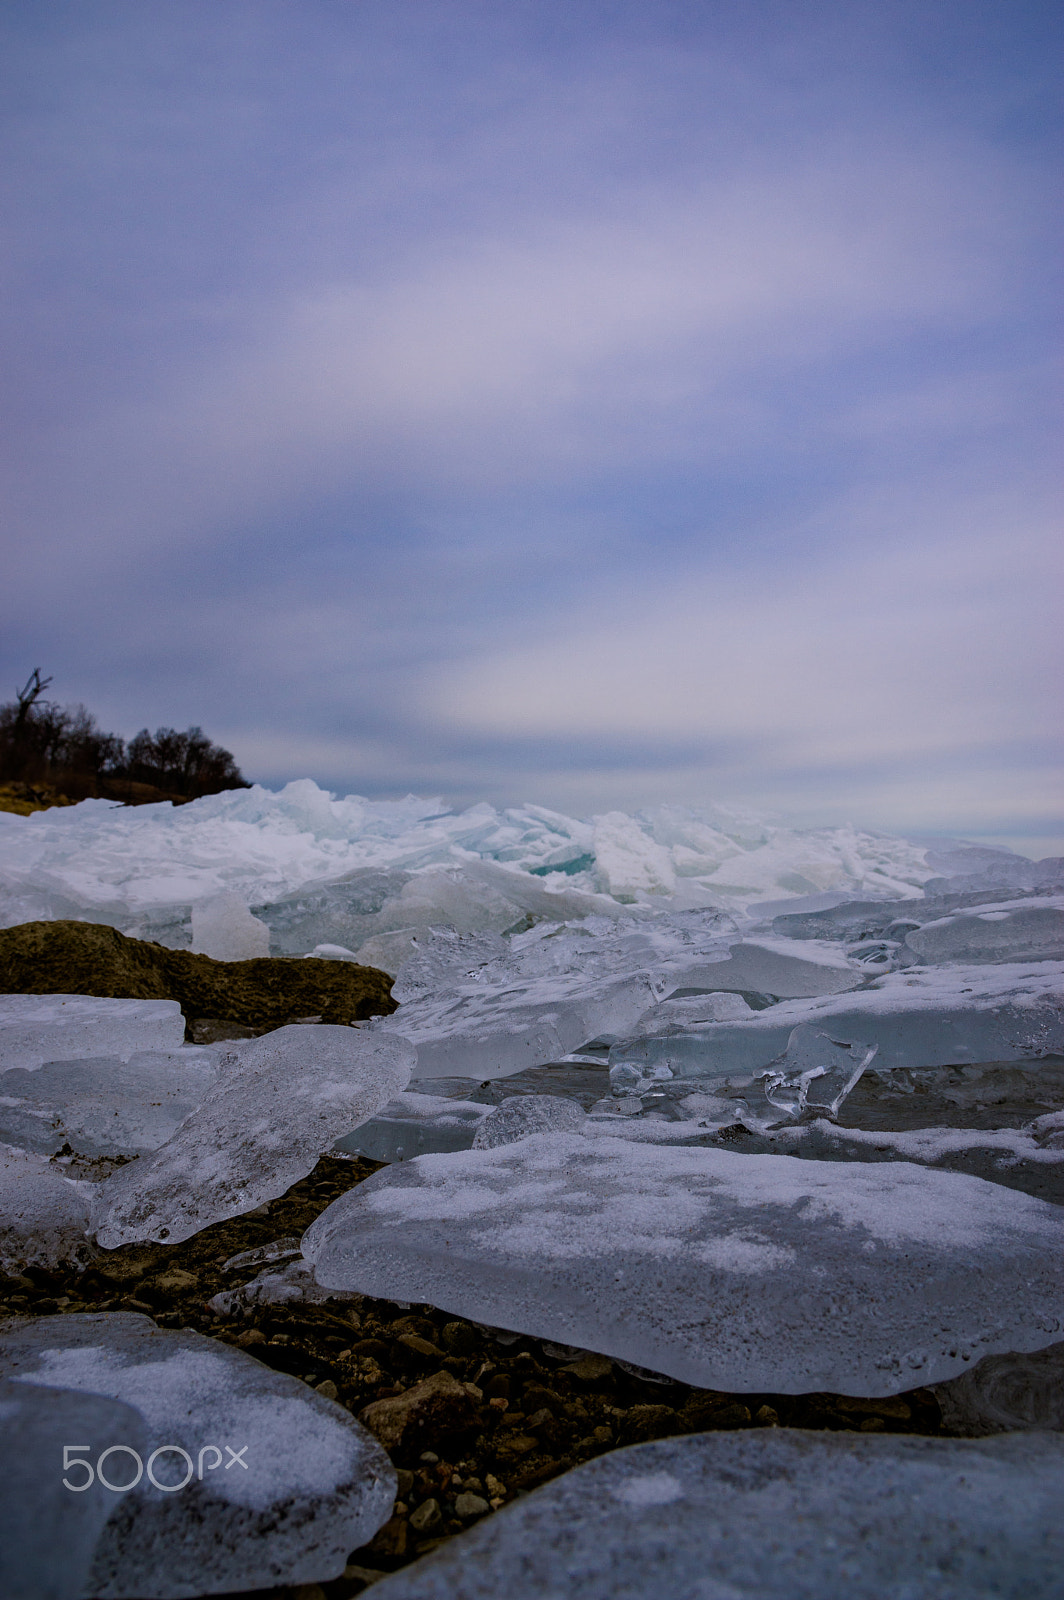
[[0, 1313, 395, 1598], [0, 1145, 93, 1274], [91, 1025, 414, 1246], [0, 995, 185, 1072], [332, 1091, 492, 1162], [304, 1133, 1064, 1395], [0, 1048, 220, 1157], [905, 897, 1064, 965], [366, 1429, 1064, 1600], [0, 1377, 147, 1600], [608, 962, 1064, 1087], [373, 968, 661, 1081]]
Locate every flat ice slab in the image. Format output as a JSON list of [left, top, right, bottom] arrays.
[[0, 995, 186, 1072], [610, 961, 1064, 1083], [304, 1133, 1064, 1395], [0, 1313, 396, 1599], [0, 1048, 221, 1158], [91, 1025, 414, 1247], [368, 1429, 1064, 1600]]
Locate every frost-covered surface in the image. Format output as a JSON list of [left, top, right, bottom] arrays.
[[0, 1313, 396, 1598], [0, 1049, 220, 1158], [0, 996, 186, 1072], [0, 1144, 93, 1274], [91, 1026, 414, 1247], [609, 962, 1064, 1086], [304, 1133, 1064, 1395], [368, 1429, 1064, 1600], [0, 782, 946, 941]]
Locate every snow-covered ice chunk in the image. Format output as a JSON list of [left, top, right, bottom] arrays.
[[0, 1377, 148, 1600], [333, 1091, 492, 1162], [472, 1095, 586, 1149], [190, 891, 272, 960], [933, 1340, 1064, 1436], [0, 1313, 395, 1598], [304, 1133, 1064, 1395], [0, 996, 185, 1072], [905, 897, 1064, 965], [0, 1145, 93, 1274], [366, 1429, 1064, 1600], [91, 1025, 415, 1247], [0, 1049, 220, 1158], [609, 961, 1064, 1086]]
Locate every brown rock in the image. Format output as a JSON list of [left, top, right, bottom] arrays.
[[618, 1404, 681, 1446], [359, 1370, 479, 1456], [563, 1353, 613, 1384], [0, 919, 396, 1029]]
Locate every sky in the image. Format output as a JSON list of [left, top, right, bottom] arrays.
[[1, 0, 1061, 852]]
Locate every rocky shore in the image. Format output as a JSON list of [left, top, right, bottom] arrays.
[[0, 1150, 944, 1600]]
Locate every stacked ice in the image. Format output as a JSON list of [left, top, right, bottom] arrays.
[[1, 784, 1063, 1594]]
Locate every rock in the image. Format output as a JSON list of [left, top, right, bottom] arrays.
[[0, 921, 396, 1030], [91, 1026, 415, 1247], [0, 1145, 93, 1275], [455, 1491, 490, 1518], [933, 1340, 1064, 1436], [0, 1312, 396, 1598], [304, 1133, 1064, 1396], [472, 1096, 586, 1150], [409, 1498, 442, 1534], [359, 1371, 480, 1458], [365, 1429, 1064, 1600]]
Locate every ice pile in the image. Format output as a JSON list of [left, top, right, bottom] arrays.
[[368, 1429, 1064, 1600], [0, 1313, 395, 1598], [304, 1133, 1064, 1395], [0, 782, 968, 947], [92, 1025, 414, 1247]]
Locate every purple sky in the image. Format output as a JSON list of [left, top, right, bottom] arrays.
[[2, 1, 1061, 850]]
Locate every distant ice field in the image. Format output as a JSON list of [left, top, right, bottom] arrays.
[[2, 779, 1056, 957]]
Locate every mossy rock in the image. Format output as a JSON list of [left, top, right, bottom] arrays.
[[0, 920, 397, 1031]]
